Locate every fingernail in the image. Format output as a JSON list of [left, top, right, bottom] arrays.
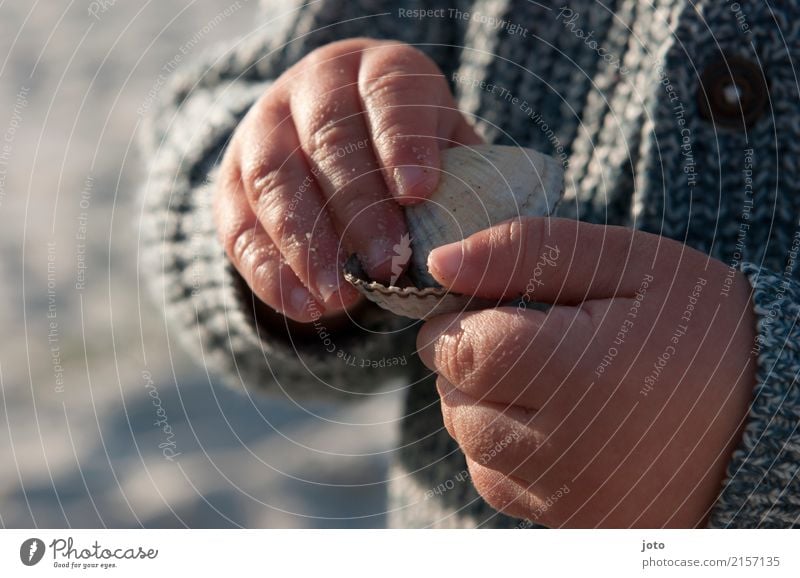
[[290, 287, 315, 317], [428, 241, 464, 283], [393, 166, 437, 201], [316, 267, 341, 303]]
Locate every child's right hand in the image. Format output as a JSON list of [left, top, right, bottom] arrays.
[[213, 38, 481, 323]]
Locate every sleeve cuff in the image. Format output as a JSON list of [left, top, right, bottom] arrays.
[[707, 261, 800, 528]]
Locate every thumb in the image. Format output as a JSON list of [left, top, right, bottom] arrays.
[[426, 217, 684, 303], [358, 42, 482, 205]]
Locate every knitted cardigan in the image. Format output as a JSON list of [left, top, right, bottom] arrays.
[[139, 0, 800, 527]]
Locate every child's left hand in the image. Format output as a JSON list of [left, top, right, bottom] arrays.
[[417, 217, 757, 527]]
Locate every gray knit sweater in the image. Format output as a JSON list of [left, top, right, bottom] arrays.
[[140, 0, 800, 527]]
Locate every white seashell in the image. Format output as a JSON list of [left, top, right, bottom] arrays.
[[344, 144, 564, 319], [404, 144, 564, 287], [343, 255, 498, 320]]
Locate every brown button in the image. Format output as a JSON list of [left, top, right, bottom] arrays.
[[697, 54, 769, 128]]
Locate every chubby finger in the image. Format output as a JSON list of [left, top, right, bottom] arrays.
[[436, 376, 549, 472], [419, 306, 605, 410], [358, 42, 482, 203], [462, 394, 727, 528], [440, 381, 587, 527], [464, 456, 560, 525], [427, 217, 701, 303], [236, 87, 361, 312], [290, 41, 407, 282], [213, 173, 323, 322], [438, 375, 591, 495], [418, 295, 699, 412]]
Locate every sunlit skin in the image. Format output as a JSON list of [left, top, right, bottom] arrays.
[[213, 38, 757, 527], [417, 218, 756, 527], [213, 38, 481, 322]]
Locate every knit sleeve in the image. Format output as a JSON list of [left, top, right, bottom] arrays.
[[707, 262, 800, 528], [137, 1, 463, 400]]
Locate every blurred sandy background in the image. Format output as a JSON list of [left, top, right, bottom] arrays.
[[0, 0, 401, 528]]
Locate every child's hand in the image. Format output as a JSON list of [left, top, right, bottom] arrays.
[[213, 38, 481, 322], [417, 217, 757, 527]]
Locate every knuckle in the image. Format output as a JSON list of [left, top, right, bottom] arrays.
[[231, 227, 271, 276], [241, 161, 294, 211], [359, 46, 445, 135], [360, 68, 418, 104], [436, 329, 476, 384], [239, 156, 272, 194], [369, 116, 418, 150], [306, 118, 361, 167]]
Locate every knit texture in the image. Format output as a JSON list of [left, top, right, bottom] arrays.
[[139, 0, 800, 527]]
